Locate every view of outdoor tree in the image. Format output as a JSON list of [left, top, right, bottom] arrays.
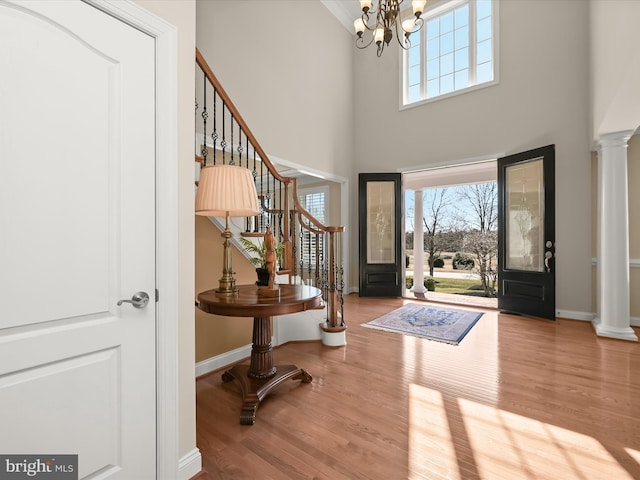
[[406, 181, 498, 297]]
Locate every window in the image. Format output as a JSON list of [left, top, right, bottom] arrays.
[[298, 186, 329, 268], [403, 0, 496, 106]]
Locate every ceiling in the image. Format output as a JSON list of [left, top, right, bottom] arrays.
[[403, 160, 497, 190], [320, 0, 361, 32]]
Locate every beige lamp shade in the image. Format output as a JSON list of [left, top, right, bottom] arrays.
[[195, 164, 260, 217]]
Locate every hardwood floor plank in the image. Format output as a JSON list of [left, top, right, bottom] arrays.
[[195, 295, 640, 480]]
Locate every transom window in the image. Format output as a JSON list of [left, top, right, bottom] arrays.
[[403, 0, 496, 106]]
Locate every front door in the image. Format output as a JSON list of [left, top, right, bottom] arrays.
[[497, 145, 556, 319], [0, 2, 156, 477], [358, 173, 403, 297]]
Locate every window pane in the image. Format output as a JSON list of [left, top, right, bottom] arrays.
[[455, 69, 469, 89], [477, 0, 492, 20], [427, 38, 439, 58], [441, 73, 454, 94], [477, 16, 492, 42], [454, 4, 469, 28], [441, 53, 454, 75], [408, 84, 421, 103], [426, 18, 439, 39], [426, 58, 439, 80], [455, 26, 469, 50], [408, 45, 421, 66], [455, 47, 469, 70], [441, 11, 453, 33], [403, 0, 495, 105], [426, 78, 439, 98], [440, 32, 454, 54], [409, 64, 421, 85], [303, 192, 325, 222], [477, 62, 493, 83], [477, 39, 492, 65]]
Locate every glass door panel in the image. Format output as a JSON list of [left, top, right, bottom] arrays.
[[366, 181, 395, 264], [505, 158, 544, 272]]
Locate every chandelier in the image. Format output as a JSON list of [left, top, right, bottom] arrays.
[[353, 0, 427, 57]]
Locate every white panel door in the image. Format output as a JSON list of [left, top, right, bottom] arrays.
[[0, 1, 156, 478]]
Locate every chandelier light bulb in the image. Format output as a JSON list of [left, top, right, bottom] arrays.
[[354, 18, 365, 36], [412, 0, 427, 16], [374, 27, 384, 44], [402, 18, 416, 33]]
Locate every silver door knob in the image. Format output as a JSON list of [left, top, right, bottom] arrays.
[[117, 291, 150, 308]]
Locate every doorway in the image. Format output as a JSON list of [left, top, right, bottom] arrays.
[[403, 160, 498, 309]]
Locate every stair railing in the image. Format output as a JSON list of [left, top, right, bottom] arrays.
[[195, 48, 345, 333]]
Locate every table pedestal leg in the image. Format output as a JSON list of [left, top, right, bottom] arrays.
[[222, 364, 312, 425], [222, 315, 313, 425]]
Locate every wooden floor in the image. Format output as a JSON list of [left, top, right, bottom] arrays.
[[195, 294, 640, 480]]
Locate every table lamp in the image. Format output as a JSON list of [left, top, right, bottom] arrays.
[[196, 164, 260, 294]]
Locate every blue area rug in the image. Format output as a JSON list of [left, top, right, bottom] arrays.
[[363, 303, 483, 345]]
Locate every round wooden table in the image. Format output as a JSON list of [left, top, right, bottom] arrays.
[[197, 284, 323, 425]]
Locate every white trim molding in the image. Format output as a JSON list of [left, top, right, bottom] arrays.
[[178, 449, 203, 480], [592, 257, 640, 267], [84, 1, 194, 478], [196, 343, 252, 378], [556, 310, 595, 322]]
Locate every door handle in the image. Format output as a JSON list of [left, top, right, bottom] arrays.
[[117, 291, 150, 308], [544, 240, 554, 272]]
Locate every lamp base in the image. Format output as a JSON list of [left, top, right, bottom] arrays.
[[216, 285, 238, 295], [216, 274, 238, 295], [216, 213, 239, 295]]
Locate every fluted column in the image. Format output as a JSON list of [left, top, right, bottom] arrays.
[[594, 130, 637, 341], [413, 189, 426, 294]]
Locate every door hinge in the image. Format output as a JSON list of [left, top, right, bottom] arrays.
[[155, 289, 159, 302]]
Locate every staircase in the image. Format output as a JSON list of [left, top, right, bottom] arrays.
[[195, 48, 346, 338]]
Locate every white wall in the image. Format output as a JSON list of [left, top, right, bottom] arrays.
[[196, 0, 355, 181], [133, 0, 197, 467], [590, 0, 640, 138], [352, 0, 592, 315]]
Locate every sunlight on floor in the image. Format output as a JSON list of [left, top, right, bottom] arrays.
[[626, 448, 640, 464], [408, 383, 637, 479]]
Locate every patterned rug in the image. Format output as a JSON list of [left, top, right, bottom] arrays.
[[362, 303, 483, 345]]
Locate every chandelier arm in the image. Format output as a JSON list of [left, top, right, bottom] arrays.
[[395, 16, 411, 50], [356, 34, 376, 50], [361, 10, 376, 32]]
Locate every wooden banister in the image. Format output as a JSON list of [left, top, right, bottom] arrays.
[[195, 48, 346, 333]]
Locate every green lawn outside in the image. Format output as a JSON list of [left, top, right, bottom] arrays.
[[407, 275, 497, 296], [432, 277, 484, 294]]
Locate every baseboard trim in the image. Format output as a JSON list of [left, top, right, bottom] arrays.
[[178, 448, 202, 480], [195, 343, 252, 378], [556, 310, 594, 322], [558, 310, 640, 328]]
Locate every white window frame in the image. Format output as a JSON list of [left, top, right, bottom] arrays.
[[400, 0, 499, 110]]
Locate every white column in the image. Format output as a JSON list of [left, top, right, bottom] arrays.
[[412, 189, 426, 294], [594, 130, 638, 341]]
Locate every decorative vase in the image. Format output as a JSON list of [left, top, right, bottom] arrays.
[[255, 267, 269, 286]]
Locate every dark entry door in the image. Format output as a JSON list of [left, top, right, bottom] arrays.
[[497, 145, 556, 319], [358, 173, 403, 297]]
